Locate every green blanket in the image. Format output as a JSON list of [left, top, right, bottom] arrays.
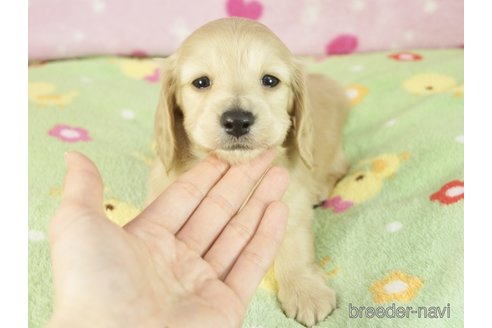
[[28, 49, 464, 328]]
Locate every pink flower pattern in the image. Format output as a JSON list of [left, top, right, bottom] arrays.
[[322, 196, 353, 213], [48, 124, 91, 143]]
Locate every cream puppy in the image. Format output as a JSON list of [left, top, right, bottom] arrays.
[[147, 18, 349, 327]]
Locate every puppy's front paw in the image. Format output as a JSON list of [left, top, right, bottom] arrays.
[[278, 270, 336, 327]]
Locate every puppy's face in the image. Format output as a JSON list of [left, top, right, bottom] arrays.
[[155, 18, 312, 171], [156, 18, 311, 169]]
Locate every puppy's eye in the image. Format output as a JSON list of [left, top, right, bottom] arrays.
[[262, 75, 280, 88], [192, 76, 211, 89]]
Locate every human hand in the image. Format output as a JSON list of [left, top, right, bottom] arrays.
[[47, 150, 289, 328]]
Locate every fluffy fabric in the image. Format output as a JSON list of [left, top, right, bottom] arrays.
[[28, 49, 463, 327]]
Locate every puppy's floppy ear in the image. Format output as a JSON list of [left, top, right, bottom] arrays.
[[290, 60, 314, 169], [154, 54, 188, 173]]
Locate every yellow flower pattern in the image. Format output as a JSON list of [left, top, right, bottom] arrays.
[[345, 84, 369, 106], [370, 271, 423, 303]]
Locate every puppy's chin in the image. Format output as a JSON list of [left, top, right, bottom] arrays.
[[213, 148, 266, 165]]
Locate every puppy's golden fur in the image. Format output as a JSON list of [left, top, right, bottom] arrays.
[[147, 18, 349, 327]]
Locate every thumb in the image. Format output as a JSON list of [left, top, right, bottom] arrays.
[[59, 151, 104, 215]]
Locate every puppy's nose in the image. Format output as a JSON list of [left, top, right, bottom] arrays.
[[220, 110, 255, 138]]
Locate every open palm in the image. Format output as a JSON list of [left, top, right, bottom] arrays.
[[48, 151, 289, 328]]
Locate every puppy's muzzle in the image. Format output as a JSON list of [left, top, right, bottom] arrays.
[[220, 109, 255, 138]]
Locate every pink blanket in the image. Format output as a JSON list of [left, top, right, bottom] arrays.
[[29, 0, 463, 60]]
